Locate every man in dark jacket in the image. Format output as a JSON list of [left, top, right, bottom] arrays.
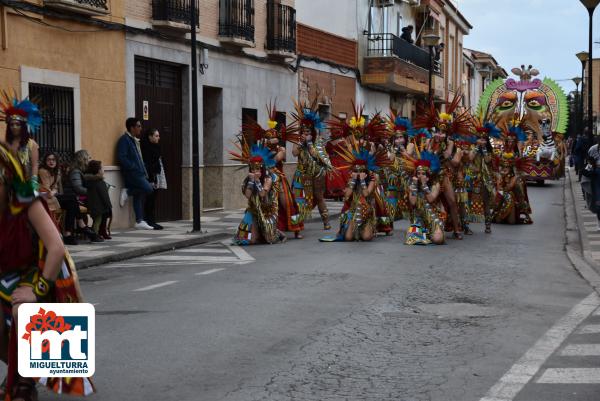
[[116, 117, 153, 229]]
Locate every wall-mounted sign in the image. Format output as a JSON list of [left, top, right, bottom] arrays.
[[143, 100, 149, 121]]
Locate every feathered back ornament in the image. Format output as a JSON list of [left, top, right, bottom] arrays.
[[0, 90, 42, 132], [327, 115, 351, 140], [414, 93, 471, 137], [334, 137, 392, 172]]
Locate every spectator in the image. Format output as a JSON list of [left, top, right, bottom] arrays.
[[575, 129, 590, 181], [85, 160, 113, 241], [38, 152, 80, 245], [140, 128, 167, 230], [400, 25, 414, 44], [63, 149, 103, 242], [434, 42, 445, 61], [117, 117, 154, 230], [587, 135, 600, 230]]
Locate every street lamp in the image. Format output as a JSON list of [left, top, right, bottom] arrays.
[[579, 0, 600, 140], [576, 51, 589, 139], [573, 77, 582, 136], [423, 33, 440, 103], [190, 0, 201, 231]]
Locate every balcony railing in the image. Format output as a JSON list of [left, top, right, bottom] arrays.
[[219, 0, 255, 43], [152, 0, 199, 27], [44, 0, 108, 15], [266, 1, 296, 54], [367, 33, 431, 71]]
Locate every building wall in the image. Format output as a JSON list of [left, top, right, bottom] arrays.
[[297, 23, 357, 68], [0, 9, 126, 165], [298, 67, 355, 118]]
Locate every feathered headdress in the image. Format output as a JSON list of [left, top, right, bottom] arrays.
[[228, 141, 276, 170], [0, 90, 42, 132], [401, 150, 441, 176], [291, 97, 325, 132], [504, 124, 527, 142], [334, 137, 392, 172], [387, 111, 413, 135]]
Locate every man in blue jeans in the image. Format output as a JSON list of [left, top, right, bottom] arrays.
[[117, 117, 154, 230]]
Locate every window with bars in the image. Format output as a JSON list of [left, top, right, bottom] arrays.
[[28, 83, 75, 164]]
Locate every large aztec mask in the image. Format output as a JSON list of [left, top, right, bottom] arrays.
[[476, 65, 568, 140]]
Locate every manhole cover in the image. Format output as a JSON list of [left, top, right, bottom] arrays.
[[417, 303, 500, 318]]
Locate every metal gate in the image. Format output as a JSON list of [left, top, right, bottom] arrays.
[[28, 83, 75, 165], [135, 57, 183, 222]]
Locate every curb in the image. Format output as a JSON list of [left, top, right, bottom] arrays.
[[74, 231, 232, 270], [564, 170, 600, 294], [73, 209, 342, 270]]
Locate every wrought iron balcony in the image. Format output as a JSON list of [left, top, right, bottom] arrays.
[[152, 0, 200, 31], [44, 0, 109, 16], [266, 1, 296, 56], [219, 0, 255, 46], [367, 33, 431, 70], [363, 33, 432, 94]]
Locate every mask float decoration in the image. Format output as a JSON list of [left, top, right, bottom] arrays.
[[476, 65, 568, 180]]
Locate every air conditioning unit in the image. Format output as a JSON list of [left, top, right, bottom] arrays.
[[374, 0, 394, 7]]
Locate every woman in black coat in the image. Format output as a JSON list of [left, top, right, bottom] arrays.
[[141, 128, 166, 230]]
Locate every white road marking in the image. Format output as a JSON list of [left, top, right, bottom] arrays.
[[536, 368, 600, 384], [133, 280, 178, 292], [478, 292, 600, 401], [141, 255, 241, 262], [560, 344, 600, 356], [195, 268, 225, 276], [221, 240, 255, 262], [176, 248, 232, 254], [578, 324, 600, 334]]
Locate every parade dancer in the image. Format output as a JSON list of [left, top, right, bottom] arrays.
[[323, 137, 391, 242], [244, 104, 305, 239], [451, 134, 477, 235], [291, 100, 334, 230], [414, 95, 471, 239], [404, 151, 446, 245], [230, 140, 286, 245], [492, 126, 533, 224], [0, 142, 95, 401], [1, 91, 41, 192], [469, 119, 501, 233], [383, 113, 413, 221]]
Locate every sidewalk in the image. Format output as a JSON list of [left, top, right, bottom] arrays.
[[565, 167, 600, 278], [67, 201, 343, 269]]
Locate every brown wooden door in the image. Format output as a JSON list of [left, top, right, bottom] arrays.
[[135, 57, 182, 221]]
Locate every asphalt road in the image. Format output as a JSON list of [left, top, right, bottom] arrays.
[[39, 180, 600, 400]]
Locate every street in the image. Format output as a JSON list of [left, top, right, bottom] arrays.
[[44, 180, 599, 400]]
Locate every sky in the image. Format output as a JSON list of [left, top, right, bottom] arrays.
[[455, 0, 600, 94]]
